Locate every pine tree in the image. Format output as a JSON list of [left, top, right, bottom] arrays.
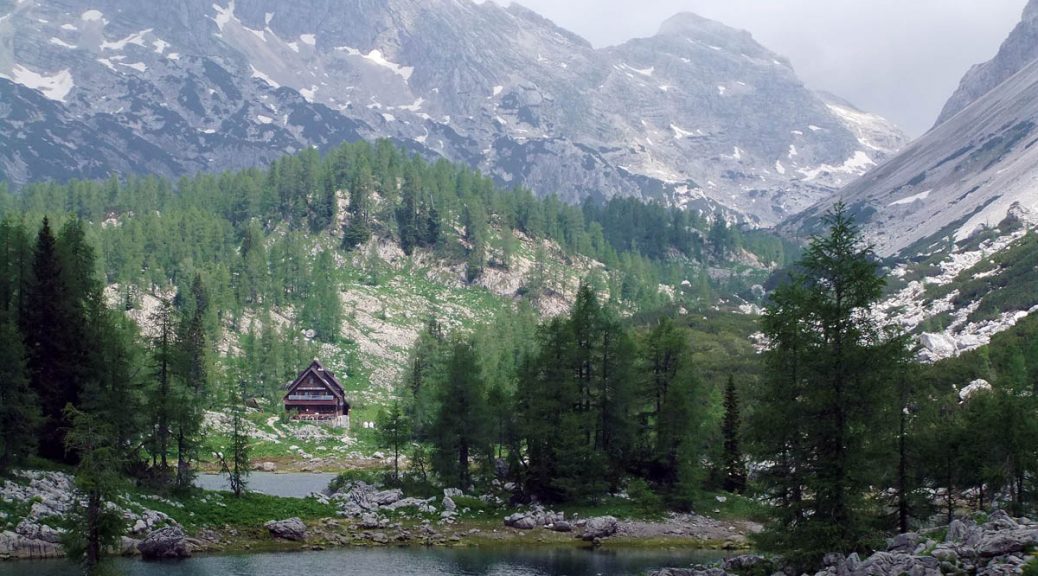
[[722, 375, 746, 494]]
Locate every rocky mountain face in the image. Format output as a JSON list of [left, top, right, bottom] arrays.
[[0, 0, 904, 225], [784, 3, 1038, 362], [789, 55, 1038, 259], [935, 0, 1038, 126]]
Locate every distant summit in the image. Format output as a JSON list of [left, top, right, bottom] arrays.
[[0, 0, 903, 224], [935, 0, 1038, 126]]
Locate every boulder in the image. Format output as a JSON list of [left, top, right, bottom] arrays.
[[724, 555, 770, 573], [581, 516, 618, 541], [887, 531, 920, 553], [442, 496, 457, 513], [444, 488, 464, 498], [976, 530, 1033, 557], [256, 461, 277, 472], [138, 526, 191, 560], [550, 521, 573, 533], [264, 518, 307, 541], [946, 519, 968, 543], [373, 489, 403, 506], [513, 516, 539, 530]]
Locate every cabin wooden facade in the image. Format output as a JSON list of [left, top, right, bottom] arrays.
[[283, 360, 350, 427]]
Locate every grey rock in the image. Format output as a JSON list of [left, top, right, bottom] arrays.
[[550, 521, 573, 533], [976, 530, 1034, 557], [138, 526, 191, 560], [787, 3, 1038, 260], [581, 516, 618, 541], [373, 489, 403, 506], [442, 496, 457, 513], [946, 519, 969, 544], [264, 518, 307, 541], [513, 516, 539, 530], [0, 0, 903, 226], [888, 532, 921, 553], [936, 0, 1038, 125]]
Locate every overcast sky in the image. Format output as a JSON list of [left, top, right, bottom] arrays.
[[492, 1, 1027, 137]]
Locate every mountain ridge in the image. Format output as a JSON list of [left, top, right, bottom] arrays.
[[0, 0, 905, 225]]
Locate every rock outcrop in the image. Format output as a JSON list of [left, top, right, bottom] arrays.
[[650, 512, 1038, 576], [0, 470, 179, 560], [264, 518, 308, 542], [138, 526, 191, 560]]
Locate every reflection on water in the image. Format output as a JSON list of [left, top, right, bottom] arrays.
[[0, 547, 733, 576]]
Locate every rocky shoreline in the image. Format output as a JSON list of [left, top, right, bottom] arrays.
[[1, 470, 756, 562], [651, 511, 1038, 576]]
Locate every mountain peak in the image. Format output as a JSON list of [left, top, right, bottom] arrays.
[[935, 0, 1038, 126], [658, 11, 743, 39]]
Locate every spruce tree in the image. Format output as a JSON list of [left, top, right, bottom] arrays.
[[21, 218, 87, 462]]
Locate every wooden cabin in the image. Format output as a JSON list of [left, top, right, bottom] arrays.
[[283, 360, 350, 428]]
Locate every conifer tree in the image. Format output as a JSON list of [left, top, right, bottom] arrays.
[[722, 375, 746, 494], [0, 312, 39, 471], [376, 400, 412, 481], [750, 204, 907, 566], [429, 340, 490, 490], [223, 377, 250, 498]]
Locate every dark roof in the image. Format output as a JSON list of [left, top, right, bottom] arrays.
[[284, 360, 348, 406]]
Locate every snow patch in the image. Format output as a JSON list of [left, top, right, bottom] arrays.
[[398, 97, 424, 112], [808, 125, 822, 132], [211, 1, 235, 32], [96, 58, 117, 72], [256, 115, 273, 124], [300, 34, 316, 46], [287, 42, 299, 53], [889, 190, 931, 206], [166, 53, 180, 61], [101, 29, 152, 51], [733, 147, 742, 160], [119, 61, 147, 72], [61, 23, 78, 31], [152, 39, 169, 54], [381, 113, 396, 122], [788, 145, 798, 158], [299, 86, 317, 102], [671, 125, 697, 140], [336, 46, 414, 81], [624, 64, 654, 77], [81, 9, 104, 22], [774, 161, 786, 175], [1, 65, 74, 101], [493, 85, 503, 97], [264, 12, 274, 26], [717, 85, 727, 96], [799, 151, 875, 181], [49, 37, 77, 49], [250, 65, 279, 88]]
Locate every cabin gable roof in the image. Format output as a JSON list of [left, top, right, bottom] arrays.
[[283, 360, 349, 407]]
